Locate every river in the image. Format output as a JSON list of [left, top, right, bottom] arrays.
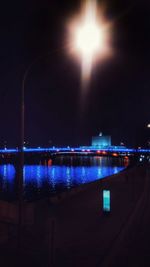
[[0, 156, 129, 201]]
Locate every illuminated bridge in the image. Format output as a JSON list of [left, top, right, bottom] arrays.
[[0, 146, 149, 157]]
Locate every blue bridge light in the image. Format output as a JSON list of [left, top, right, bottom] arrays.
[[0, 147, 149, 154]]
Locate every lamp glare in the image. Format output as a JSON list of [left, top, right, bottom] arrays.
[[76, 22, 103, 57]]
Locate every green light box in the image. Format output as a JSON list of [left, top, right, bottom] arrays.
[[103, 190, 110, 212]]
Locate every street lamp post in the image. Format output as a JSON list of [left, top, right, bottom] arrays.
[[18, 63, 29, 248], [18, 51, 60, 249], [18, 54, 49, 248], [17, 0, 111, 249]]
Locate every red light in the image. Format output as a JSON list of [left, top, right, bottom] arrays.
[[48, 159, 52, 166], [112, 153, 118, 157]]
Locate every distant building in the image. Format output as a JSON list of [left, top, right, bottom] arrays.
[[91, 133, 111, 148]]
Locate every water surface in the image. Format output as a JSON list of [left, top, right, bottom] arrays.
[[0, 156, 128, 200]]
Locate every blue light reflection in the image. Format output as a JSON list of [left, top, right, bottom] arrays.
[[0, 156, 127, 200], [0, 164, 16, 200]]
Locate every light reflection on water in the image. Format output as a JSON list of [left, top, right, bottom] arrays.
[[0, 156, 128, 200]]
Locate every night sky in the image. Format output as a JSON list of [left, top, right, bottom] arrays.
[[0, 0, 149, 148]]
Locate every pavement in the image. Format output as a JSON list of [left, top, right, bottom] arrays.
[[52, 163, 148, 267]]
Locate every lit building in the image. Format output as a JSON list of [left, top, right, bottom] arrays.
[[91, 133, 111, 148]]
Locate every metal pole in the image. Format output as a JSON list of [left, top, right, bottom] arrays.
[[17, 75, 25, 249], [17, 56, 46, 249], [17, 50, 58, 249]]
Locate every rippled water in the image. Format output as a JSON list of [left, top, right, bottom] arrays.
[[0, 156, 128, 200]]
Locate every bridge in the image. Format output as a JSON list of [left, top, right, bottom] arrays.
[[0, 146, 149, 158]]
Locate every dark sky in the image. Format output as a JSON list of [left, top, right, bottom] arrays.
[[0, 0, 149, 148]]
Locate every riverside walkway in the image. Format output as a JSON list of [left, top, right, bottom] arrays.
[[53, 163, 149, 267], [0, 163, 149, 267]]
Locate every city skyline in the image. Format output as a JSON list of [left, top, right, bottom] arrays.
[[0, 0, 149, 147]]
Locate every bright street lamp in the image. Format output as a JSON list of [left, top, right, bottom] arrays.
[[72, 0, 111, 81], [75, 20, 103, 58]]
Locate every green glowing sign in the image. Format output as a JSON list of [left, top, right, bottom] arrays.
[[103, 190, 110, 212]]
